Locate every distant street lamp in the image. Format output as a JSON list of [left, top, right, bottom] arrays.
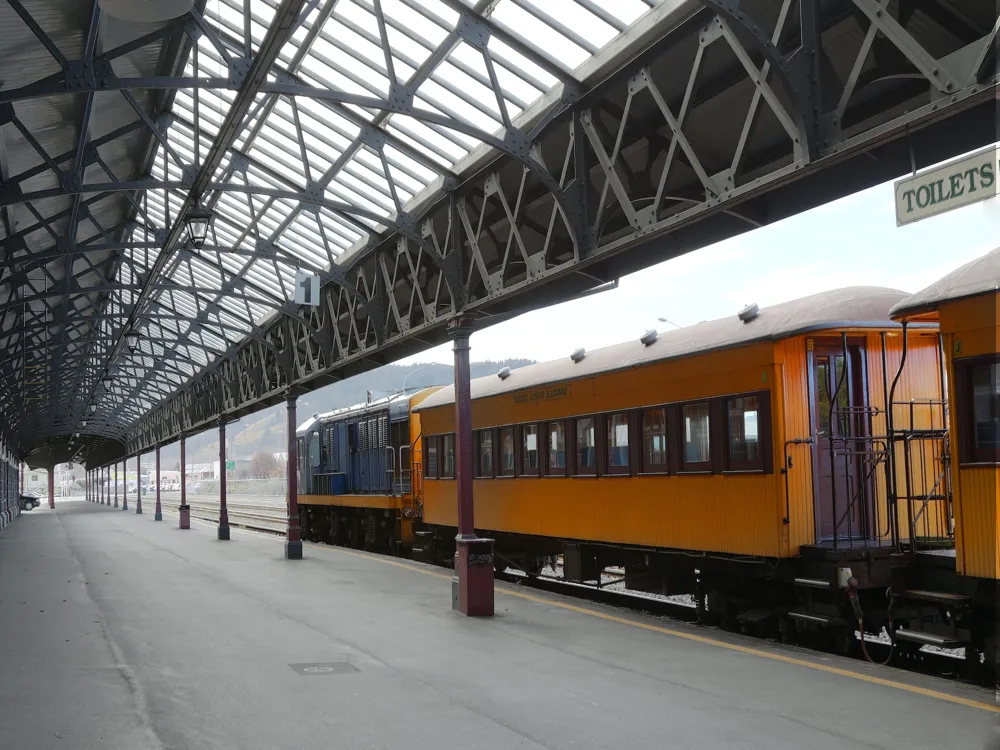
[[402, 362, 434, 392], [657, 317, 682, 329]]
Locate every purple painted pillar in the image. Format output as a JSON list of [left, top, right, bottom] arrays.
[[218, 421, 229, 540], [121, 459, 128, 511], [113, 463, 119, 508], [103, 467, 108, 505], [47, 468, 54, 510], [179, 436, 190, 529], [448, 315, 494, 617], [154, 446, 162, 521], [285, 393, 302, 559], [134, 454, 142, 514]]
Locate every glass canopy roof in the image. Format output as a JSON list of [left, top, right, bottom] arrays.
[[103, 0, 660, 426]]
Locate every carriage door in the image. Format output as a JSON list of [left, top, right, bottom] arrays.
[[810, 341, 867, 542]]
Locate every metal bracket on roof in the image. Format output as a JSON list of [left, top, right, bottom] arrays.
[[229, 57, 252, 89], [394, 211, 417, 237], [502, 128, 532, 160], [0, 180, 21, 205], [155, 112, 175, 132], [154, 228, 169, 247], [55, 236, 74, 255], [228, 152, 250, 174], [303, 180, 324, 214], [0, 104, 13, 126], [183, 15, 203, 42], [59, 171, 82, 193], [63, 60, 94, 91], [255, 238, 279, 258], [456, 13, 491, 51], [358, 124, 385, 151], [82, 144, 101, 166], [387, 83, 414, 113], [181, 164, 198, 189]]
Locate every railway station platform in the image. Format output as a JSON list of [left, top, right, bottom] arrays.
[[2, 501, 997, 750]]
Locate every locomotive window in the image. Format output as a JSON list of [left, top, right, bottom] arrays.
[[477, 430, 494, 478], [961, 360, 999, 464], [546, 421, 566, 475], [308, 431, 321, 468], [575, 417, 596, 475], [425, 435, 439, 478], [682, 402, 711, 471], [521, 424, 540, 475], [441, 434, 456, 478], [606, 413, 629, 474], [642, 408, 668, 472], [727, 396, 761, 471], [499, 427, 516, 476]]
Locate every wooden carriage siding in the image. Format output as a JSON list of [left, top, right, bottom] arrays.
[[415, 288, 946, 560]]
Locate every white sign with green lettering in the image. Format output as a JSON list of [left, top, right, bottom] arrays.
[[894, 145, 997, 226]]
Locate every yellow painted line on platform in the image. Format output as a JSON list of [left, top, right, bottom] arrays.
[[329, 545, 999, 715]]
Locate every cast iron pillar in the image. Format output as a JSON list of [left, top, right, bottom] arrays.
[[103, 467, 108, 505], [179, 435, 190, 529], [135, 454, 142, 514], [113, 463, 119, 508], [121, 460, 128, 511], [47, 467, 54, 509], [154, 446, 163, 521], [218, 421, 230, 540], [284, 392, 302, 560], [448, 315, 495, 617], [98, 468, 102, 504]]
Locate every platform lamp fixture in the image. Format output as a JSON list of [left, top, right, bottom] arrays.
[[89, 404, 97, 414], [184, 203, 214, 249], [102, 377, 113, 391], [124, 330, 140, 354]]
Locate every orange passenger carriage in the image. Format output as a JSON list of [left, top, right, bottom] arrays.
[[413, 286, 954, 652]]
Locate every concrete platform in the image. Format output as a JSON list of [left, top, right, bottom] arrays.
[[2, 501, 997, 750]]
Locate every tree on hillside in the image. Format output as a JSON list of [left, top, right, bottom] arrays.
[[250, 451, 282, 478]]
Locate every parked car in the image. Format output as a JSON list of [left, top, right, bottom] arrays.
[[20, 493, 40, 511]]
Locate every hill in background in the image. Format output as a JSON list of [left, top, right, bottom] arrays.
[[158, 358, 535, 468]]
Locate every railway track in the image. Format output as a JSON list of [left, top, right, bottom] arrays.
[[154, 498, 982, 686]]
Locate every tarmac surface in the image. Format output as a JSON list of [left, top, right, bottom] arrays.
[[1, 500, 997, 750]]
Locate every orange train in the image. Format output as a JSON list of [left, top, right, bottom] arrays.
[[296, 249, 998, 677]]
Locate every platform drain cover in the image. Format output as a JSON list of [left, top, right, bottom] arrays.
[[289, 662, 359, 676]]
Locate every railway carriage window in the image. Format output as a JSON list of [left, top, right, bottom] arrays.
[[521, 424, 540, 475], [606, 413, 629, 474], [682, 403, 711, 470], [477, 430, 494, 478], [968, 361, 999, 463], [499, 427, 516, 476], [546, 422, 566, 475], [727, 396, 761, 471], [575, 417, 596, 475], [641, 408, 668, 472], [308, 431, 321, 468], [442, 434, 456, 478], [425, 436, 439, 478]]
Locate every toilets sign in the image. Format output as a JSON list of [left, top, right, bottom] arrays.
[[895, 145, 997, 226]]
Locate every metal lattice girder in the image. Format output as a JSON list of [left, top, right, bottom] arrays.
[[0, 0, 996, 463]]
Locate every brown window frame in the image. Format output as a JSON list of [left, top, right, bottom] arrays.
[[640, 407, 669, 473], [440, 433, 456, 479], [544, 420, 568, 477], [498, 426, 517, 477], [679, 401, 712, 473], [425, 435, 440, 479], [605, 412, 631, 475], [954, 354, 1000, 465], [476, 428, 494, 478], [520, 423, 541, 477], [724, 392, 768, 473], [574, 416, 597, 476]]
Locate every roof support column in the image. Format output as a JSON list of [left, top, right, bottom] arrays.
[[134, 454, 142, 514], [102, 467, 107, 505], [154, 446, 162, 521], [218, 421, 229, 541], [122, 460, 129, 511], [47, 467, 54, 510], [448, 315, 494, 617], [285, 393, 302, 560], [114, 463, 119, 508], [179, 436, 190, 529]]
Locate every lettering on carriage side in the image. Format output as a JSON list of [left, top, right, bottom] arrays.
[[894, 146, 998, 226], [512, 384, 571, 404]]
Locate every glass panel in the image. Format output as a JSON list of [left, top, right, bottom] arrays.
[[683, 403, 710, 464], [308, 431, 321, 467], [972, 363, 999, 452], [728, 396, 760, 467], [426, 436, 438, 477], [442, 434, 455, 477], [548, 422, 566, 470], [607, 413, 629, 468], [523, 424, 539, 471], [576, 417, 596, 470], [500, 427, 515, 474], [642, 408, 667, 469], [478, 430, 494, 476], [817, 358, 831, 435]]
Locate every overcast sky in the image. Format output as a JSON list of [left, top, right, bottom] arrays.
[[399, 145, 1000, 367]]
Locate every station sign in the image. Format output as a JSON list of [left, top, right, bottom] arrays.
[[894, 145, 997, 226], [294, 272, 321, 306], [225, 460, 236, 471]]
